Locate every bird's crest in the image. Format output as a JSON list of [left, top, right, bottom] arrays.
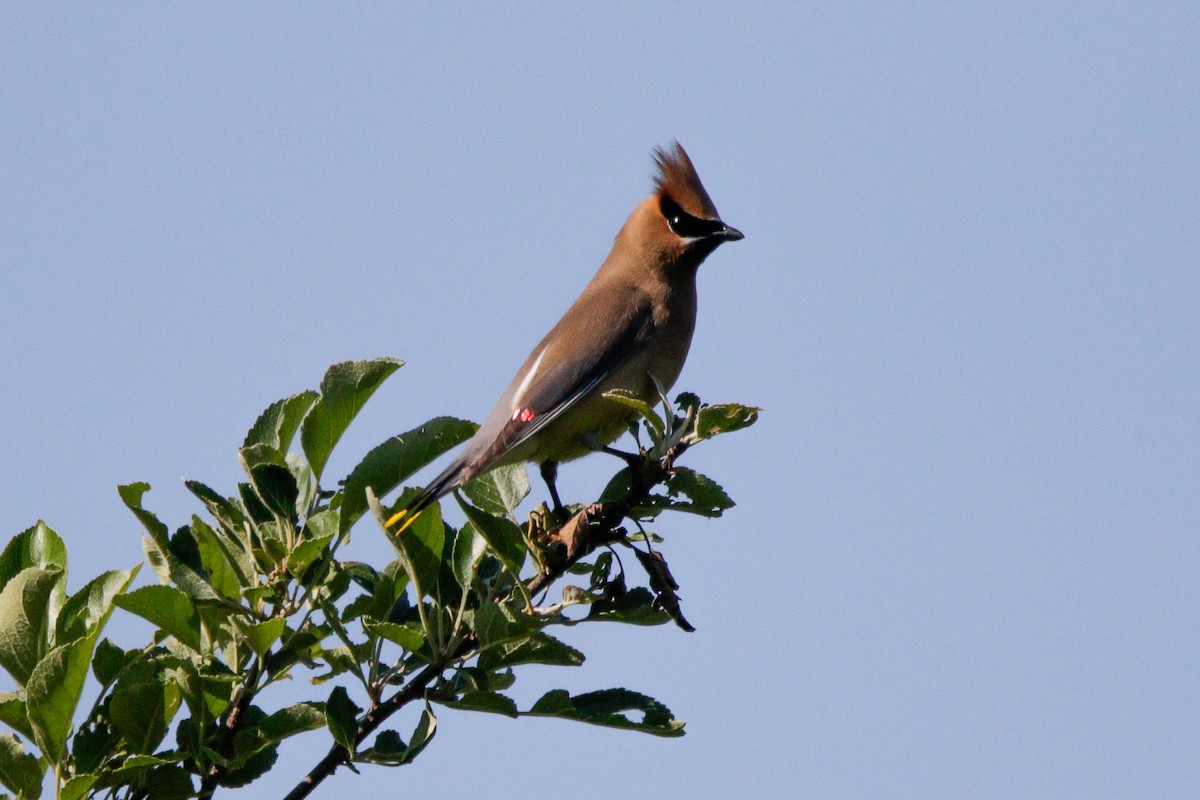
[[652, 141, 720, 220]]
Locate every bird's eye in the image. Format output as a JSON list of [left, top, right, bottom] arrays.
[[661, 197, 722, 240]]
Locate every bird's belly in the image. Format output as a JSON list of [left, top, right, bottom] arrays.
[[521, 394, 633, 463]]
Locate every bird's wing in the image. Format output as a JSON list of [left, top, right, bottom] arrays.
[[464, 293, 656, 473]]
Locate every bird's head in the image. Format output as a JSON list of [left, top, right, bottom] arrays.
[[610, 142, 743, 276], [650, 142, 743, 262]]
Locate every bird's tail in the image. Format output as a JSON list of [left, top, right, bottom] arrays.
[[384, 457, 465, 535]]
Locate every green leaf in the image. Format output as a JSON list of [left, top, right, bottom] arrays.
[[221, 746, 278, 789], [71, 717, 119, 776], [309, 645, 356, 684], [114, 586, 202, 652], [55, 565, 139, 645], [190, 517, 251, 600], [457, 500, 526, 579], [359, 729, 405, 764], [482, 632, 584, 670], [358, 706, 436, 766], [288, 452, 317, 520], [525, 688, 685, 737], [216, 706, 279, 786], [311, 562, 352, 606], [141, 765, 193, 799], [199, 604, 244, 659], [362, 620, 425, 652], [244, 390, 320, 455], [456, 667, 516, 694], [285, 531, 335, 578], [198, 673, 239, 719], [442, 691, 518, 718], [109, 662, 182, 754], [631, 548, 693, 632], [674, 391, 701, 417], [589, 551, 615, 587], [233, 701, 325, 759], [123, 484, 220, 601], [167, 524, 204, 576], [139, 534, 219, 602], [389, 499, 444, 603], [657, 468, 735, 518], [0, 521, 67, 594], [183, 480, 248, 536], [60, 773, 97, 800], [693, 402, 760, 440], [671, 468, 734, 514], [603, 388, 665, 438], [461, 462, 530, 518], [401, 705, 436, 763], [239, 618, 286, 657], [0, 732, 43, 799], [339, 416, 477, 534], [118, 483, 169, 545], [598, 466, 634, 504], [91, 638, 126, 685], [102, 752, 180, 779], [345, 559, 380, 591], [238, 483, 275, 528], [301, 358, 404, 480], [325, 686, 361, 755], [0, 692, 33, 742], [473, 603, 536, 651], [240, 447, 301, 522], [260, 700, 326, 738], [345, 561, 411, 627], [451, 523, 487, 590], [25, 636, 96, 761], [587, 586, 671, 626], [621, 468, 735, 520], [0, 567, 62, 685], [307, 506, 341, 539]]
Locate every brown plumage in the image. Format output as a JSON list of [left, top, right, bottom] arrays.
[[387, 142, 742, 531]]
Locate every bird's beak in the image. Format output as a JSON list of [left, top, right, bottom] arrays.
[[715, 224, 744, 242]]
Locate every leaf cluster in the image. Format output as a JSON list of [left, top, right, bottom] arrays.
[[0, 358, 758, 799]]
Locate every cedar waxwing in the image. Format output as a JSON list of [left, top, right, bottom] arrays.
[[387, 142, 742, 533]]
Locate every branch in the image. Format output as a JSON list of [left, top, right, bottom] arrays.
[[527, 443, 687, 596], [284, 444, 686, 799], [199, 659, 261, 798], [283, 658, 450, 800]]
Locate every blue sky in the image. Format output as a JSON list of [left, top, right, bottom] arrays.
[[2, 4, 1197, 798]]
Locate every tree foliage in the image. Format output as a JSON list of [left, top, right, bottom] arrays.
[[0, 358, 757, 799]]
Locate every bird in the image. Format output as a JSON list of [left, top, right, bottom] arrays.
[[386, 142, 742, 534]]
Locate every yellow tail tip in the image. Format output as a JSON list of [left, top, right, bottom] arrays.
[[385, 507, 421, 534]]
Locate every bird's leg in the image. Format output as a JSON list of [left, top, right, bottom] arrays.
[[583, 433, 643, 470], [539, 460, 566, 520], [601, 445, 642, 468]]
